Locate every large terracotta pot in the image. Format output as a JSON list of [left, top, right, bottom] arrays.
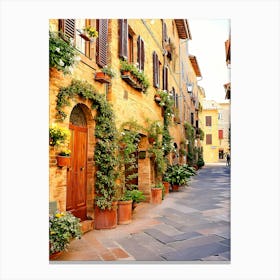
[[94, 201, 118, 230], [171, 184, 179, 192], [117, 200, 133, 225], [151, 188, 162, 204], [163, 181, 170, 196]]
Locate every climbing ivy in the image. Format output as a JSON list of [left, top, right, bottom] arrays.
[[184, 122, 195, 166], [55, 79, 118, 210], [156, 90, 174, 156]]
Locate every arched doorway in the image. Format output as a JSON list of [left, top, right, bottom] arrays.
[[66, 104, 88, 221]]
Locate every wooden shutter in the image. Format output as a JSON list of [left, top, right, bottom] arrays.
[[137, 36, 145, 71], [59, 19, 75, 40], [119, 19, 128, 59], [206, 116, 212, 126], [153, 52, 159, 88], [163, 66, 168, 91], [162, 21, 168, 42], [219, 129, 223, 139], [206, 134, 212, 145], [96, 19, 108, 67]]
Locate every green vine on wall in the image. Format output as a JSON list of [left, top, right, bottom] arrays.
[[184, 122, 195, 166], [156, 90, 174, 156], [55, 79, 118, 210]]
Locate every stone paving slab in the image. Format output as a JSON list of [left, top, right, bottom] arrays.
[[168, 234, 226, 250], [130, 232, 176, 255], [161, 242, 229, 261], [144, 228, 202, 244], [116, 235, 164, 261]]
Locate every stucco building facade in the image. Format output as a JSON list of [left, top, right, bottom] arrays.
[[49, 19, 201, 225]]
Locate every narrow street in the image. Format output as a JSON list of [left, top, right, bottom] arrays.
[[54, 163, 230, 262]]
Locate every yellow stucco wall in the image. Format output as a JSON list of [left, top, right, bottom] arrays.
[[49, 19, 194, 211]]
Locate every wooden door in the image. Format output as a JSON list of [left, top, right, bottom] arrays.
[[67, 124, 88, 221]]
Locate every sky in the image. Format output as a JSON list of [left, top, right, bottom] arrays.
[[187, 19, 230, 102]]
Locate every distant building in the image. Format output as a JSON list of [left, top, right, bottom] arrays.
[[200, 100, 219, 163], [217, 101, 230, 160]]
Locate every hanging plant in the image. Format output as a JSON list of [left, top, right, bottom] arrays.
[[55, 79, 118, 210], [49, 31, 80, 75]]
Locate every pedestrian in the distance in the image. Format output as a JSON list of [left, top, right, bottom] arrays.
[[226, 153, 231, 167]]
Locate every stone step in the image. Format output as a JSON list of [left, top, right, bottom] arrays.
[[81, 220, 94, 234]]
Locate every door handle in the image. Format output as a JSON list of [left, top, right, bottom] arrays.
[[80, 167, 85, 171]]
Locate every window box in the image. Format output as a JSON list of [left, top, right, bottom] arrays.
[[95, 72, 111, 83], [121, 71, 144, 92]]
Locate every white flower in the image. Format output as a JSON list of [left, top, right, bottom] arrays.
[[74, 56, 81, 62], [65, 66, 74, 74], [121, 132, 125, 135], [55, 47, 60, 53], [58, 59, 65, 66]]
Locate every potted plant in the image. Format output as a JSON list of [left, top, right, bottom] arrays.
[[168, 164, 188, 191], [151, 183, 163, 204], [49, 124, 70, 147], [95, 65, 116, 83], [94, 197, 118, 230], [49, 31, 79, 75], [49, 211, 82, 260], [126, 189, 146, 210], [80, 26, 99, 41], [146, 120, 163, 145], [117, 190, 133, 225], [162, 170, 171, 195], [56, 148, 71, 167]]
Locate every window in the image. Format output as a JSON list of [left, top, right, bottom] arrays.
[[128, 33, 133, 63], [218, 113, 222, 120], [119, 19, 128, 60], [59, 19, 91, 57], [96, 19, 108, 67], [137, 36, 145, 71], [219, 129, 223, 139], [153, 51, 160, 88], [191, 112, 194, 125], [163, 66, 168, 91], [206, 134, 212, 145], [206, 116, 212, 126], [162, 21, 168, 42]]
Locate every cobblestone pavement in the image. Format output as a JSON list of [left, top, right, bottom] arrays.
[[53, 164, 230, 262]]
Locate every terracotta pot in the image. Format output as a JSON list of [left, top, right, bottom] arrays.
[[117, 200, 133, 225], [172, 184, 179, 192], [151, 188, 162, 204], [163, 181, 170, 195], [121, 70, 130, 76], [132, 201, 138, 210], [56, 155, 71, 167], [95, 72, 111, 83], [148, 137, 155, 144], [154, 94, 161, 103], [94, 201, 118, 229], [49, 251, 62, 260]]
